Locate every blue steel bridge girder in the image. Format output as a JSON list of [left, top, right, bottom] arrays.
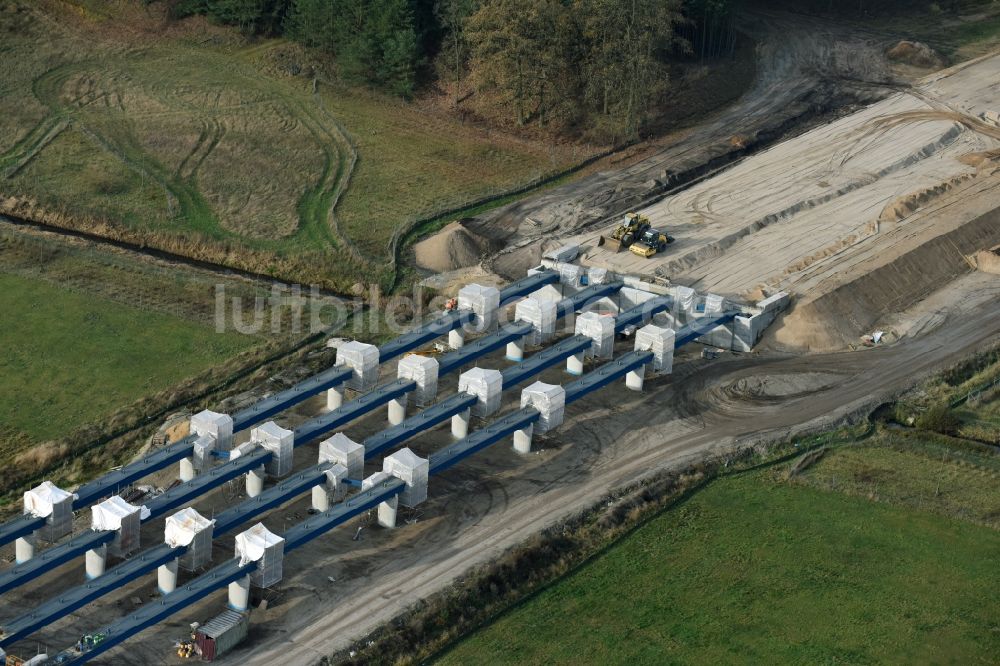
[[0, 529, 115, 596], [0, 272, 560, 552], [363, 392, 477, 459], [60, 558, 256, 665]]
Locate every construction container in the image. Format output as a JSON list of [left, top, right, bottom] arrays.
[[195, 610, 249, 662], [235, 523, 284, 588], [458, 367, 503, 417], [92, 496, 141, 557], [24, 481, 74, 543], [336, 341, 379, 391]]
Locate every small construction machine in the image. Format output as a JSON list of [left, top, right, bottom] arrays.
[[598, 212, 650, 252], [628, 227, 674, 258]]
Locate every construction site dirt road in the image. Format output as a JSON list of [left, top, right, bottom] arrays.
[[240, 268, 1000, 666]]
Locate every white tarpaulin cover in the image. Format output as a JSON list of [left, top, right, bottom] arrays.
[[515, 297, 558, 345], [337, 341, 380, 391], [191, 410, 234, 452], [252, 421, 294, 477], [165, 507, 215, 548], [635, 324, 676, 373], [575, 311, 616, 359], [705, 293, 725, 313], [674, 286, 696, 312], [459, 367, 504, 417], [319, 433, 365, 479], [520, 381, 566, 433], [383, 448, 429, 507], [235, 523, 284, 567], [458, 283, 501, 329], [397, 354, 440, 405], [91, 495, 140, 531], [24, 481, 74, 518]]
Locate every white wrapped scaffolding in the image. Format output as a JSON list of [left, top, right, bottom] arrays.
[[397, 354, 439, 406], [674, 286, 696, 313], [458, 367, 504, 417], [458, 284, 501, 329], [635, 325, 675, 373], [705, 293, 725, 313], [235, 523, 284, 588], [515, 297, 558, 345], [588, 267, 611, 285], [575, 311, 616, 359], [24, 481, 75, 542], [192, 434, 215, 472], [252, 421, 294, 477], [336, 341, 380, 392], [92, 496, 141, 557], [165, 507, 215, 570], [383, 448, 429, 507], [319, 433, 365, 480], [191, 410, 234, 452], [557, 262, 582, 287], [520, 382, 566, 433]]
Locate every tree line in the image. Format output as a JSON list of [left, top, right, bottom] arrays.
[[169, 0, 742, 138]]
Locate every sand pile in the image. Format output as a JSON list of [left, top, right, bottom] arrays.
[[886, 40, 944, 69], [414, 221, 502, 272]]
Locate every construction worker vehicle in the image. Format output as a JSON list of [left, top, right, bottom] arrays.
[[598, 212, 650, 252], [629, 228, 674, 258]]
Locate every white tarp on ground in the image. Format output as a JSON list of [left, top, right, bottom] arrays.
[[165, 507, 215, 548], [459, 367, 504, 416], [520, 381, 566, 433], [397, 354, 440, 405], [337, 340, 380, 391], [23, 481, 74, 518], [515, 297, 558, 345], [383, 447, 429, 507]]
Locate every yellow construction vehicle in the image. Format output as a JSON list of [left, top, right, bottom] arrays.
[[629, 227, 674, 258], [598, 212, 650, 252]]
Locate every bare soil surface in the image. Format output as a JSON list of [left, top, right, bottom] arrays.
[[472, 10, 902, 279], [7, 263, 994, 665]]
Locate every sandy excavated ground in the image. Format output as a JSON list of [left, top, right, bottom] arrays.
[[558, 53, 1000, 349]]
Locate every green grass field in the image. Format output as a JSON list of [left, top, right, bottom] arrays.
[[439, 449, 1000, 665], [0, 272, 257, 442], [0, 1, 584, 290]]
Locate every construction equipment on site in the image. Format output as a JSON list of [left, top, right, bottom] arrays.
[[598, 212, 650, 252], [629, 228, 674, 258]]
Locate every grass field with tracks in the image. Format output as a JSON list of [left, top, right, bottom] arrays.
[[0, 1, 585, 290], [0, 271, 258, 443]]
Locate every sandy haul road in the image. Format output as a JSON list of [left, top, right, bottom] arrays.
[[237, 281, 1000, 666]]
